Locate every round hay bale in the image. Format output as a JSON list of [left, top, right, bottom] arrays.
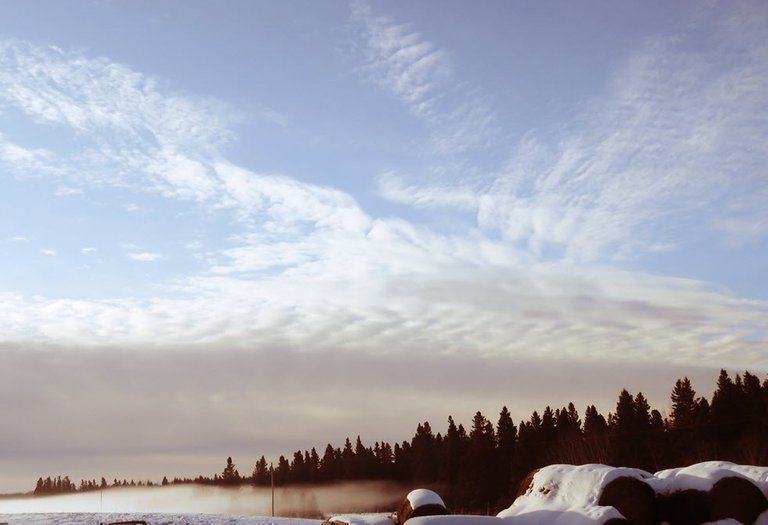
[[598, 476, 657, 525], [657, 489, 710, 525], [397, 489, 448, 525], [514, 469, 540, 499], [709, 475, 768, 525]]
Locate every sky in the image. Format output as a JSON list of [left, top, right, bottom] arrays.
[[0, 0, 767, 494]]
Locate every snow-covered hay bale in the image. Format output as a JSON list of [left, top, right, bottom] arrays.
[[397, 489, 448, 525], [500, 464, 654, 525], [652, 461, 768, 525], [709, 476, 768, 525], [597, 475, 656, 525]]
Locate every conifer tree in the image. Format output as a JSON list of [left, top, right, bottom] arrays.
[[670, 377, 697, 429], [584, 405, 608, 436], [319, 444, 338, 482], [411, 421, 439, 482], [496, 406, 517, 501], [440, 416, 466, 488], [222, 456, 240, 485]]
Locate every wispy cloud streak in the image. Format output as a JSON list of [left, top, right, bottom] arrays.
[[350, 2, 497, 154], [376, 5, 768, 262]]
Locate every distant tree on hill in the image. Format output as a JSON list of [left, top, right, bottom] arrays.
[[252, 456, 270, 485], [221, 456, 240, 485]]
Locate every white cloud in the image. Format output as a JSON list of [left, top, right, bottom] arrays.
[[0, 21, 763, 376], [81, 247, 97, 254], [258, 106, 290, 128], [377, 171, 479, 210], [214, 161, 372, 235], [128, 252, 162, 263], [41, 249, 57, 256], [376, 6, 768, 262], [350, 2, 497, 154], [53, 186, 83, 196], [0, 39, 232, 198], [0, 41, 232, 150], [0, 134, 59, 178]]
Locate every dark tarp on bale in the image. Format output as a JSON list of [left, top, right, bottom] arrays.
[[658, 475, 768, 525], [657, 489, 710, 525], [709, 476, 768, 525], [597, 476, 657, 525]]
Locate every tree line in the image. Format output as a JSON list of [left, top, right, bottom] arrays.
[[33, 475, 161, 495], [33, 369, 768, 513], [244, 369, 768, 512]]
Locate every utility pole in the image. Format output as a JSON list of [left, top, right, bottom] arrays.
[[270, 462, 275, 517]]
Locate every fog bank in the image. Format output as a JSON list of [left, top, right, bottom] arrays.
[[0, 482, 410, 517]]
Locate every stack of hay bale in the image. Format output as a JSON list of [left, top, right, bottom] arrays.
[[499, 464, 656, 525], [652, 462, 768, 525], [500, 462, 768, 525]]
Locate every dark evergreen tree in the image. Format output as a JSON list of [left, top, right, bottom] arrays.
[[319, 444, 339, 482], [610, 389, 653, 468], [458, 411, 497, 511], [411, 421, 439, 482], [393, 441, 412, 481], [495, 406, 517, 504], [440, 416, 467, 492], [252, 456, 270, 485], [670, 377, 697, 429], [221, 456, 240, 485], [584, 405, 608, 436], [307, 448, 320, 483], [341, 437, 355, 479], [274, 455, 290, 485], [290, 450, 306, 483]]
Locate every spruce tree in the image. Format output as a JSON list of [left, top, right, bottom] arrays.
[[670, 377, 697, 429]]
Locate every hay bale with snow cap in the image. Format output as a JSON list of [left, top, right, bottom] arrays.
[[500, 464, 655, 525], [652, 461, 768, 525], [396, 489, 449, 525]]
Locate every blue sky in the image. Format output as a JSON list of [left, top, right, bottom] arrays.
[[0, 0, 767, 493]]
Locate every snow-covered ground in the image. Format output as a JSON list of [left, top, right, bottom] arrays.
[[0, 513, 319, 525]]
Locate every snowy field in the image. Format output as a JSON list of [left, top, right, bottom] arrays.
[[0, 482, 402, 524], [0, 514, 319, 525]]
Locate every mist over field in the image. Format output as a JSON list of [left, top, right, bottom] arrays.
[[0, 481, 409, 516]]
